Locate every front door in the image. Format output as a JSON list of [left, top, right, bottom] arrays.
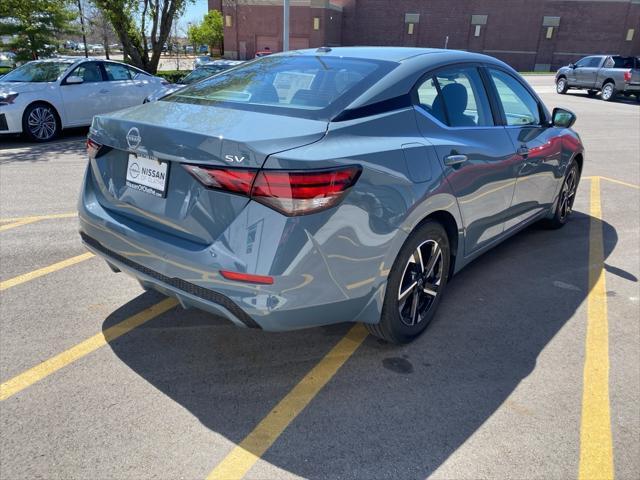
[[486, 68, 562, 230], [60, 61, 109, 126], [414, 65, 519, 255]]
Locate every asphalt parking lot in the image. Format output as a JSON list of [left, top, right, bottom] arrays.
[[1, 75, 639, 479]]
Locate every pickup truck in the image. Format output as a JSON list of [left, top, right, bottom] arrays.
[[555, 55, 640, 101]]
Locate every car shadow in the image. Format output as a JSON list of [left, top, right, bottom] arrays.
[[566, 91, 640, 106], [0, 127, 87, 160], [102, 210, 620, 478]]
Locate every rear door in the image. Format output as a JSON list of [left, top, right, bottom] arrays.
[[486, 67, 562, 229], [60, 61, 110, 125], [102, 62, 149, 110], [414, 65, 519, 255]]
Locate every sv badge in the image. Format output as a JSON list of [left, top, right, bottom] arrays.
[[224, 154, 246, 163]]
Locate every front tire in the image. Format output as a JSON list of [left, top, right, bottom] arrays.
[[601, 82, 616, 101], [556, 77, 568, 94], [543, 160, 580, 229], [367, 221, 450, 344], [22, 103, 60, 142]]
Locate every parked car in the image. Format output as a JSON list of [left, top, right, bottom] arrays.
[[89, 44, 105, 54], [193, 55, 211, 69], [0, 52, 16, 69], [255, 47, 273, 58], [145, 60, 244, 102], [79, 47, 583, 344], [556, 55, 640, 101], [0, 58, 168, 141], [198, 45, 208, 54]]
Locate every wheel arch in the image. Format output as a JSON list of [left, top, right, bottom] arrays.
[[573, 152, 584, 174], [414, 209, 460, 279], [22, 100, 62, 128]]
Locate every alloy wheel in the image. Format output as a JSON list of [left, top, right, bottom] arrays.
[[602, 84, 613, 101], [556, 79, 566, 93], [27, 106, 57, 140], [559, 166, 578, 221], [397, 239, 443, 326]]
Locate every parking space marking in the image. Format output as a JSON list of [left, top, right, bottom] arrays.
[[579, 176, 614, 480], [0, 213, 77, 232], [598, 176, 640, 190], [0, 298, 178, 401], [206, 323, 369, 480], [0, 253, 95, 291]]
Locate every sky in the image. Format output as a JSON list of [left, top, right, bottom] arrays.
[[182, 0, 210, 26]]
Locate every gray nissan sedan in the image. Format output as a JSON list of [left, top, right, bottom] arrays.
[[79, 47, 583, 343]]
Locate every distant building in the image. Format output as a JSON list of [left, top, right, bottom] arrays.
[[208, 0, 639, 70]]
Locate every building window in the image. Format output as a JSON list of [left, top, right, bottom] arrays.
[[474, 25, 481, 37], [627, 28, 635, 41], [546, 26, 554, 39], [313, 17, 320, 30], [408, 23, 414, 35], [225, 15, 232, 27]]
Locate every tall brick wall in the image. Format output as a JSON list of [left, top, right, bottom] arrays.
[[214, 0, 640, 69]]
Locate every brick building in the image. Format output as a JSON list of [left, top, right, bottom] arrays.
[[208, 0, 640, 71]]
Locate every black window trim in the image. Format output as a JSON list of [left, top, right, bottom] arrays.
[[481, 65, 551, 128], [411, 61, 501, 130]]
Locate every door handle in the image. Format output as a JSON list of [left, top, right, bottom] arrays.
[[517, 145, 530, 157], [444, 154, 467, 166]]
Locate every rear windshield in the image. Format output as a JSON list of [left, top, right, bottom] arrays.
[[163, 55, 396, 120]]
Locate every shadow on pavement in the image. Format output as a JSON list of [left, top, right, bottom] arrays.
[[103, 210, 619, 479], [565, 91, 640, 106], [0, 127, 87, 160]]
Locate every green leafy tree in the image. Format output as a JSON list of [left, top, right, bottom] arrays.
[[187, 10, 223, 55], [93, 0, 192, 74], [0, 0, 76, 61]]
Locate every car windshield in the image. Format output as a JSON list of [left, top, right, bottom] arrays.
[[181, 67, 226, 84], [164, 55, 396, 120], [2, 61, 72, 82]]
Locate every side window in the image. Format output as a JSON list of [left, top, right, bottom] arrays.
[[575, 57, 590, 68], [103, 63, 133, 81], [69, 62, 103, 83], [488, 69, 541, 126], [127, 66, 148, 80], [417, 66, 493, 127], [588, 57, 603, 68]]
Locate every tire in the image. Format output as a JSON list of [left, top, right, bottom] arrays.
[[367, 221, 451, 344], [22, 102, 60, 142], [601, 82, 616, 102], [587, 89, 598, 97], [543, 160, 580, 229], [556, 77, 568, 94]]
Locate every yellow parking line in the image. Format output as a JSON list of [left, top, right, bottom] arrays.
[[0, 218, 42, 232], [0, 298, 178, 401], [579, 176, 614, 480], [0, 213, 77, 232], [598, 176, 640, 190], [0, 252, 95, 291], [206, 324, 368, 480]]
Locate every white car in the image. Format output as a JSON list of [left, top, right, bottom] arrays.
[[0, 58, 167, 141]]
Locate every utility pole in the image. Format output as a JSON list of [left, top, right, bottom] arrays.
[[283, 0, 289, 52], [77, 0, 89, 58]]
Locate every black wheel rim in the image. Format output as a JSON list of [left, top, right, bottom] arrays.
[[397, 239, 443, 327], [27, 107, 56, 140], [559, 166, 578, 221]]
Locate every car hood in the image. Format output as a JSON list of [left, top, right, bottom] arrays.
[[90, 100, 328, 168], [0, 81, 52, 95]]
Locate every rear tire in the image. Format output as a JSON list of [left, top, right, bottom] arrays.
[[542, 160, 580, 229], [22, 102, 60, 142], [556, 77, 568, 94], [601, 82, 616, 101], [367, 221, 451, 344]]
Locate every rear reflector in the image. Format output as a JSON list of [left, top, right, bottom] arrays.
[[182, 164, 361, 216], [220, 270, 274, 284], [86, 138, 101, 159]]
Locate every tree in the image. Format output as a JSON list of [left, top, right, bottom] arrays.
[[0, 0, 76, 61], [85, 2, 118, 59], [93, 0, 192, 74], [187, 10, 223, 55]]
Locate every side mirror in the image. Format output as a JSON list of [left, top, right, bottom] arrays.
[[569, 63, 576, 69], [65, 75, 83, 84], [552, 107, 577, 128]]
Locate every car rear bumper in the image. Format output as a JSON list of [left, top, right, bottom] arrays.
[[622, 83, 640, 93], [78, 165, 396, 331]]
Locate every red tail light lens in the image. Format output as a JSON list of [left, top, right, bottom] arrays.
[[220, 270, 274, 284], [183, 165, 257, 195], [182, 164, 361, 215], [86, 138, 101, 159], [251, 167, 361, 215], [624, 70, 632, 82]]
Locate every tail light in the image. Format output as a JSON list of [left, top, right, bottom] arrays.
[[86, 138, 102, 159], [623, 70, 632, 82], [182, 164, 361, 216], [220, 270, 274, 284]]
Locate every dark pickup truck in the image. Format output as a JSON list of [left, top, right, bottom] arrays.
[[555, 55, 640, 101]]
